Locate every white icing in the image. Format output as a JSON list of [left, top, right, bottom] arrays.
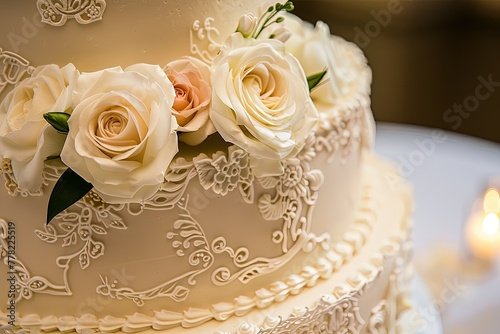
[[150, 310, 181, 331], [211, 302, 234, 322], [99, 316, 127, 332], [233, 296, 255, 317], [261, 315, 281, 329], [54, 316, 77, 332], [75, 314, 99, 333], [254, 288, 275, 309], [300, 266, 321, 287], [268, 281, 290, 303], [235, 323, 260, 334], [284, 274, 306, 295], [37, 0, 107, 26], [182, 308, 212, 328], [334, 241, 355, 260], [325, 250, 344, 271], [122, 313, 153, 333]]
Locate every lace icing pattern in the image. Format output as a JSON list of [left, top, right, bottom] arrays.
[[36, 0, 107, 26], [85, 140, 327, 305], [0, 164, 413, 333], [0, 100, 370, 330]]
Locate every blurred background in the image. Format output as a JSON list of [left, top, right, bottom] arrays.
[[294, 0, 500, 143], [294, 1, 500, 333]]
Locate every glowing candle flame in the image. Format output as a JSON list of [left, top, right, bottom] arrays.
[[466, 187, 500, 260], [482, 212, 500, 236], [483, 188, 500, 214]]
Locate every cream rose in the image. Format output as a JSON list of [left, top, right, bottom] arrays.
[[278, 13, 374, 147], [279, 13, 362, 105], [210, 33, 318, 161], [60, 64, 178, 203], [0, 63, 79, 191], [164, 57, 215, 145]]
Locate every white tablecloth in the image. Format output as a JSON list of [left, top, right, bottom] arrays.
[[375, 122, 500, 334]]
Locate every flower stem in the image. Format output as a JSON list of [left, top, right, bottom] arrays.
[[253, 1, 294, 39]]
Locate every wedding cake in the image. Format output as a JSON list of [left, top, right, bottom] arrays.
[[0, 1, 413, 333]]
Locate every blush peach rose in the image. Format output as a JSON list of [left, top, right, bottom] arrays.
[[164, 57, 215, 145]]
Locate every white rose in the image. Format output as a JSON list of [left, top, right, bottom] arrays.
[[279, 13, 361, 105], [270, 27, 291, 43], [0, 63, 79, 191], [278, 14, 374, 147], [210, 33, 318, 161], [164, 56, 215, 145], [60, 64, 178, 203]]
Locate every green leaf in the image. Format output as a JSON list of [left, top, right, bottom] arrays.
[[44, 111, 71, 134], [46, 168, 93, 224], [307, 69, 328, 92]]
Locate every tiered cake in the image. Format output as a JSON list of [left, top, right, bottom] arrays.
[[0, 1, 413, 333]]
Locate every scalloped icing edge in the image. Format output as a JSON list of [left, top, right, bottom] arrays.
[[1, 155, 413, 333]]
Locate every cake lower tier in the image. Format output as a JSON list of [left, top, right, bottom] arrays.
[[1, 154, 413, 333]]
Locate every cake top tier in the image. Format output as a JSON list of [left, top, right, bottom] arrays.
[[0, 1, 372, 220], [0, 0, 271, 70]]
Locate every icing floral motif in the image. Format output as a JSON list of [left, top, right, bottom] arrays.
[[190, 18, 223, 64], [0, 49, 33, 97], [0, 178, 374, 331], [194, 145, 254, 201], [35, 189, 126, 268], [36, 0, 107, 26]]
